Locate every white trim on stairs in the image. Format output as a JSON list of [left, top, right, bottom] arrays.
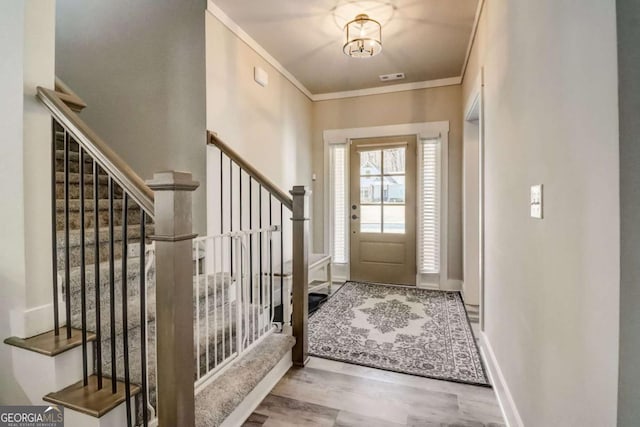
[[480, 332, 524, 427], [10, 302, 57, 338]]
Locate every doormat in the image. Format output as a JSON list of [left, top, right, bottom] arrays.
[[309, 281, 490, 387]]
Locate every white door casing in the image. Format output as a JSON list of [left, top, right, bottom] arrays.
[[323, 121, 450, 289]]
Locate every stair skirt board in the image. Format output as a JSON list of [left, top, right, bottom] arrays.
[[220, 349, 292, 427], [195, 334, 295, 427]]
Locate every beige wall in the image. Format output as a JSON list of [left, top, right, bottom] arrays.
[[56, 0, 208, 232], [312, 85, 463, 281], [617, 0, 640, 425], [205, 10, 313, 239], [463, 1, 619, 425]]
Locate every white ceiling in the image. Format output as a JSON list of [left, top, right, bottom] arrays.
[[209, 0, 480, 96]]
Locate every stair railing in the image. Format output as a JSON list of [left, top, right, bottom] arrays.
[[38, 85, 198, 426], [207, 132, 310, 366]]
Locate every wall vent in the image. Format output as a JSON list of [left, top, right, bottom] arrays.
[[379, 72, 405, 82]]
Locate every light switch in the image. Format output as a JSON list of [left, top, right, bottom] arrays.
[[530, 184, 543, 219]]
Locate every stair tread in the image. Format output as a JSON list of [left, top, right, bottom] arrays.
[[3, 328, 95, 357], [55, 150, 95, 162], [195, 333, 295, 427], [56, 198, 141, 212], [56, 224, 151, 248], [55, 171, 110, 185], [43, 374, 140, 418]]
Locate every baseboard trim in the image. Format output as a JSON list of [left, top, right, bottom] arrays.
[[220, 349, 292, 427], [480, 332, 524, 427], [446, 279, 463, 291]]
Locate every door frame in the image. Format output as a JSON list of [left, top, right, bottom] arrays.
[[323, 121, 450, 289], [463, 71, 486, 330]]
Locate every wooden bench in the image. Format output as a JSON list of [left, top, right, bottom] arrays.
[[268, 253, 332, 331], [273, 253, 333, 293]]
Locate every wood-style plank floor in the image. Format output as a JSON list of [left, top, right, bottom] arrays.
[[244, 285, 505, 427]]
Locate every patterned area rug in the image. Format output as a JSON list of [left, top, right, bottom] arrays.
[[309, 281, 490, 387]]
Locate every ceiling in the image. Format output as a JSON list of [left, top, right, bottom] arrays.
[[209, 0, 480, 96]]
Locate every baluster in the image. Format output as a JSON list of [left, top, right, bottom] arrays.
[[108, 178, 117, 394], [139, 211, 148, 427], [50, 120, 60, 336], [229, 158, 233, 278], [213, 237, 218, 368], [220, 150, 223, 235], [280, 203, 284, 321], [79, 147, 89, 386], [195, 240, 201, 380], [229, 234, 234, 355], [121, 193, 132, 426], [268, 228, 274, 325], [221, 235, 226, 360], [249, 177, 253, 302], [205, 240, 210, 374], [213, 236, 218, 368], [63, 131, 72, 339], [235, 236, 242, 354], [269, 195, 274, 322], [93, 160, 103, 389], [259, 185, 263, 308]]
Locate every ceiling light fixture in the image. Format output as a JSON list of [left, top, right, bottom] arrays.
[[343, 14, 382, 58]]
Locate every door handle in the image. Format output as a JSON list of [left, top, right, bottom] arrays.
[[351, 214, 359, 220]]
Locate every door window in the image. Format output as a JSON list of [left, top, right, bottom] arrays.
[[359, 148, 407, 234]]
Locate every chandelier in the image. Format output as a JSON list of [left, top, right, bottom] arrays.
[[343, 14, 382, 58]]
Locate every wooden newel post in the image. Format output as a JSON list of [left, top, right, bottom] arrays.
[[147, 171, 199, 427], [291, 185, 310, 367]]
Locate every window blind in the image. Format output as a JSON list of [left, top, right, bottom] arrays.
[[419, 139, 441, 274], [330, 145, 347, 263]]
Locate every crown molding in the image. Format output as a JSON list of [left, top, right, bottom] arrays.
[[311, 77, 462, 101], [460, 0, 485, 83]]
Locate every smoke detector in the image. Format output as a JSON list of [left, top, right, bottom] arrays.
[[379, 72, 405, 82]]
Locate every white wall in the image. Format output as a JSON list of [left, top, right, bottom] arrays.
[[617, 0, 640, 425], [56, 0, 208, 232], [0, 0, 56, 405], [463, 1, 620, 425], [205, 7, 313, 246]]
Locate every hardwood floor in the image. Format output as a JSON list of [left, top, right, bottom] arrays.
[[244, 357, 504, 426], [244, 284, 504, 427]]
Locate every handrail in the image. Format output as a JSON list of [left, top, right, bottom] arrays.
[[207, 131, 293, 211], [54, 77, 88, 112], [37, 86, 155, 217]]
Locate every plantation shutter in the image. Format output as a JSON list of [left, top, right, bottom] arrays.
[[330, 145, 347, 263], [419, 139, 441, 274]]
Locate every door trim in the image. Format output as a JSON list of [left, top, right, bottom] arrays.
[[323, 121, 450, 289], [463, 70, 486, 331]]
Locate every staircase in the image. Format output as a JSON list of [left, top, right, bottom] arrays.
[[4, 81, 309, 426]]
